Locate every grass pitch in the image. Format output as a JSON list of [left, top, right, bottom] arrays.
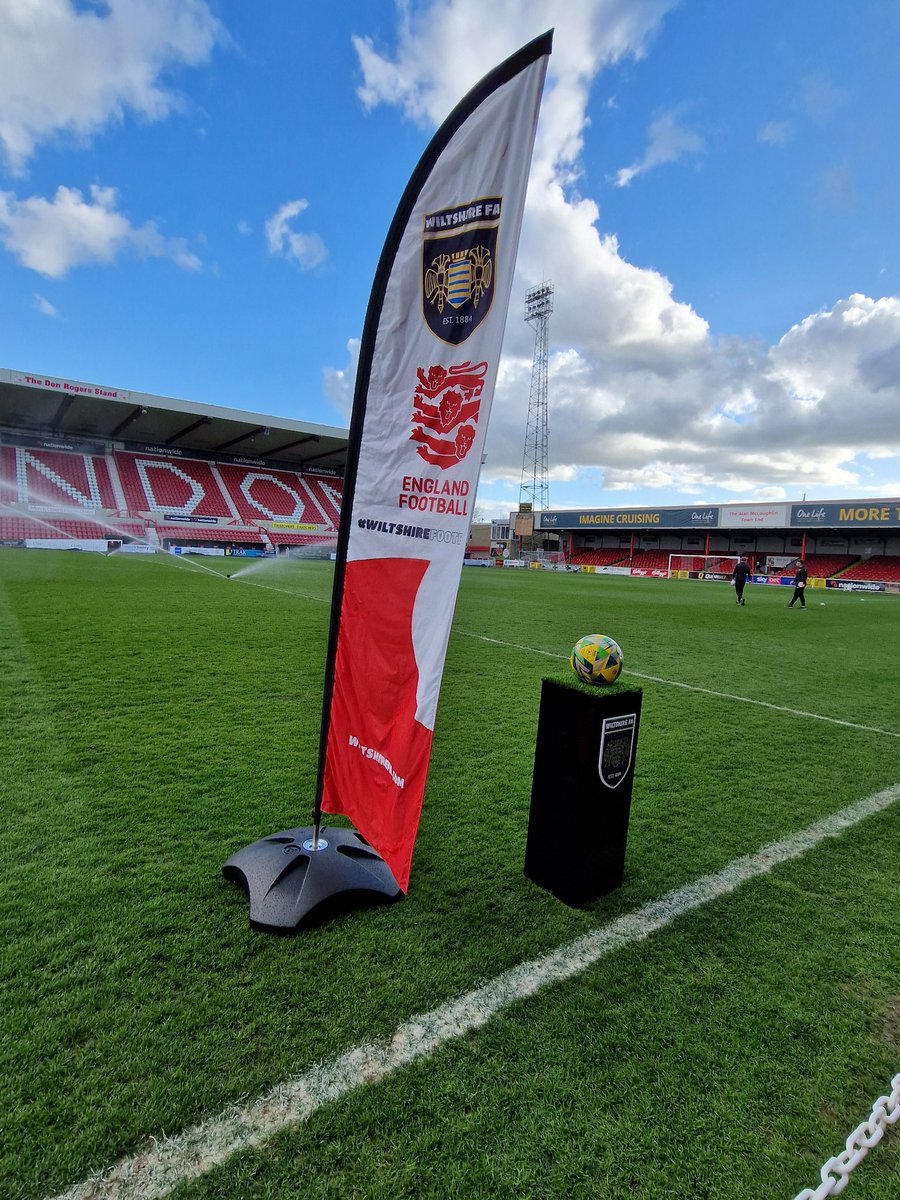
[[0, 549, 898, 1199]]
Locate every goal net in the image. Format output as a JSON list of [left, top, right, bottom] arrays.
[[667, 553, 743, 579]]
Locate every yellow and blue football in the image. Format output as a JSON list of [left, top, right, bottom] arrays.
[[569, 634, 623, 686]]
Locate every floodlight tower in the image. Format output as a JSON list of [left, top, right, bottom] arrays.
[[519, 282, 553, 519]]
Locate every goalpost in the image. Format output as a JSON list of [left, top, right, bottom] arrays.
[[667, 553, 743, 580]]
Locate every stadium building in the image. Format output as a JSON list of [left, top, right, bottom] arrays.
[[491, 501, 900, 594], [0, 367, 348, 557]]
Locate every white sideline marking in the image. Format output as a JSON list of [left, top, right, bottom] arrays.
[[458, 631, 900, 740], [50, 783, 900, 1200], [629, 670, 900, 739], [231, 575, 328, 604], [224, 577, 900, 740]]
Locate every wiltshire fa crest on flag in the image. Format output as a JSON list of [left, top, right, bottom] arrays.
[[316, 33, 552, 892], [423, 199, 500, 344]]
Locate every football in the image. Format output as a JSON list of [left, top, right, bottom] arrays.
[[569, 634, 623, 686]]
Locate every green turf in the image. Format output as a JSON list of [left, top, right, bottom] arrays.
[[0, 549, 897, 1199]]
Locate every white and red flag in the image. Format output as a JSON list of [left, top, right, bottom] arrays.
[[316, 33, 552, 891]]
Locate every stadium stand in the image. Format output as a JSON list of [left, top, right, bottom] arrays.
[[153, 525, 266, 544], [113, 452, 232, 517], [0, 368, 352, 555], [568, 548, 629, 567], [103, 521, 149, 540], [840, 555, 900, 582], [2, 447, 119, 510], [0, 441, 344, 551], [0, 517, 144, 541], [216, 463, 325, 525], [629, 550, 671, 571], [302, 474, 343, 527], [0, 446, 17, 505], [791, 554, 856, 578], [269, 531, 336, 547]]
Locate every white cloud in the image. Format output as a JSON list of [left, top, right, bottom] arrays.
[[614, 105, 705, 187], [800, 73, 846, 124], [478, 291, 900, 498], [265, 200, 327, 270], [757, 120, 791, 147], [0, 0, 223, 173], [345, 0, 900, 505], [817, 164, 856, 214], [323, 338, 360, 420], [0, 184, 201, 277], [32, 293, 58, 317], [353, 0, 674, 151], [751, 486, 787, 501], [473, 497, 523, 523]]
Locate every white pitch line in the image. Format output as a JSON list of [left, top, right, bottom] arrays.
[[227, 574, 329, 604], [456, 631, 900, 740], [49, 783, 900, 1200], [216, 584, 900, 739], [628, 670, 900, 739]]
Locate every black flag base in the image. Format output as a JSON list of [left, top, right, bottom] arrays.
[[222, 826, 402, 933]]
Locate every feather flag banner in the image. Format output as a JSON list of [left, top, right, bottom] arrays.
[[316, 33, 552, 892]]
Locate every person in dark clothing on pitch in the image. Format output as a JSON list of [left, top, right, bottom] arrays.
[[787, 560, 808, 608], [732, 556, 751, 605]]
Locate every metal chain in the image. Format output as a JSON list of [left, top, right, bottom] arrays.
[[794, 1073, 900, 1199]]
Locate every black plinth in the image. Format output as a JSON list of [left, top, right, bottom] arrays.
[[525, 681, 642, 906], [223, 825, 401, 932]]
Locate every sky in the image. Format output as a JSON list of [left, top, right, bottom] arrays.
[[1, 0, 899, 522]]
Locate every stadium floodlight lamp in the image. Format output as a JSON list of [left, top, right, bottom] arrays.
[[524, 282, 554, 321]]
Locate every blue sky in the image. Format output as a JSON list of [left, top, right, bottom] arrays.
[[1, 0, 898, 520]]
